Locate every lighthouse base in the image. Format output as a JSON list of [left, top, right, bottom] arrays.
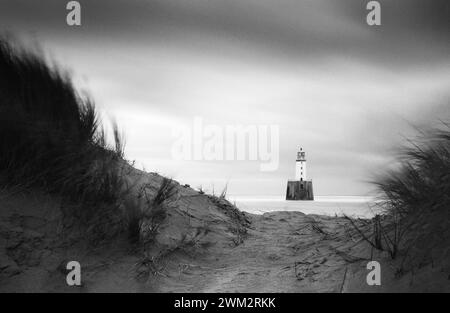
[[286, 180, 314, 200]]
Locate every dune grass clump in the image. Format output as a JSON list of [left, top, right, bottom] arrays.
[[347, 123, 450, 262], [128, 177, 178, 245], [0, 38, 127, 240], [207, 185, 250, 246], [375, 124, 450, 216], [375, 124, 450, 261]]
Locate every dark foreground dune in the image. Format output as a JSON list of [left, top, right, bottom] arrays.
[[1, 169, 449, 292]]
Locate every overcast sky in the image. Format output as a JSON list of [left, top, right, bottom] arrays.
[[1, 0, 449, 196]]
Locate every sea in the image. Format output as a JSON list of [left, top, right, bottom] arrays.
[[229, 196, 381, 218]]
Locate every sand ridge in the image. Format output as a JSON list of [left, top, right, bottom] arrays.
[[1, 171, 449, 292]]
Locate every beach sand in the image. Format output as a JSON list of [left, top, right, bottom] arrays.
[[1, 170, 449, 292]]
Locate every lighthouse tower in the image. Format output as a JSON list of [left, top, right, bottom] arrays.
[[286, 147, 314, 200], [295, 148, 306, 181]]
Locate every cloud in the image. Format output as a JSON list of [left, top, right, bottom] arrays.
[[0, 0, 448, 196], [1, 0, 448, 67]]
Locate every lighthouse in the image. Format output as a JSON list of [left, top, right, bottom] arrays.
[[286, 147, 314, 200], [295, 148, 307, 181]]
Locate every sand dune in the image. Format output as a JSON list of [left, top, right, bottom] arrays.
[[1, 168, 448, 293]]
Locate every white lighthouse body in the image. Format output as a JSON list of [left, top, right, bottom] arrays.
[[295, 149, 307, 181], [286, 147, 314, 200]]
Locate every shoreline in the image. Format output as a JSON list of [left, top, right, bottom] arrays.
[[233, 198, 380, 218]]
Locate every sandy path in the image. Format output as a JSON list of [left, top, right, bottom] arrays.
[[154, 211, 364, 293]]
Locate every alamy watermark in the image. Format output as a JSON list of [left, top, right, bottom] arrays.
[[366, 261, 381, 286], [65, 1, 380, 27], [66, 1, 81, 26], [66, 261, 81, 286], [366, 1, 381, 26], [171, 117, 279, 171]]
